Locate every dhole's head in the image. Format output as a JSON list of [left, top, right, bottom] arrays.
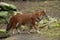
[[34, 10, 49, 22]]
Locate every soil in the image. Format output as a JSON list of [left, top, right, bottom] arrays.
[[2, 33, 49, 40]]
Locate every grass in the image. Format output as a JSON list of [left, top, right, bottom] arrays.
[[38, 17, 60, 40]]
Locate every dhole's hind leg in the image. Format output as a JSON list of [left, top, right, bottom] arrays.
[[16, 23, 21, 34], [12, 29, 16, 35], [10, 23, 17, 35]]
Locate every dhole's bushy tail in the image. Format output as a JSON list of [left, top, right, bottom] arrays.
[[6, 22, 11, 33]]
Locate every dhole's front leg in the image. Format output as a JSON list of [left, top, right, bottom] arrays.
[[31, 21, 40, 34], [33, 25, 40, 34], [16, 23, 21, 34]]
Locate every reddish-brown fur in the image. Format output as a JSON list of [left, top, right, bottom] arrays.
[[6, 10, 48, 33]]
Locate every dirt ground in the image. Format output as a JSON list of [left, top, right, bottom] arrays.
[[1, 33, 49, 40], [0, 24, 49, 40]]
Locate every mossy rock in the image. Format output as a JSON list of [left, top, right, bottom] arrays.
[[0, 2, 17, 11], [0, 29, 10, 39]]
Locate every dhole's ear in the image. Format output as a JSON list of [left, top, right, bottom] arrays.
[[44, 10, 46, 13], [41, 10, 46, 13]]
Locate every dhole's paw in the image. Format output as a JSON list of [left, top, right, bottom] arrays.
[[36, 30, 41, 34]]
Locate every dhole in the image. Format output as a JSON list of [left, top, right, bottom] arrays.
[[6, 10, 49, 34]]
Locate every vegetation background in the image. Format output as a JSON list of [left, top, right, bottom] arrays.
[[0, 0, 60, 18]]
